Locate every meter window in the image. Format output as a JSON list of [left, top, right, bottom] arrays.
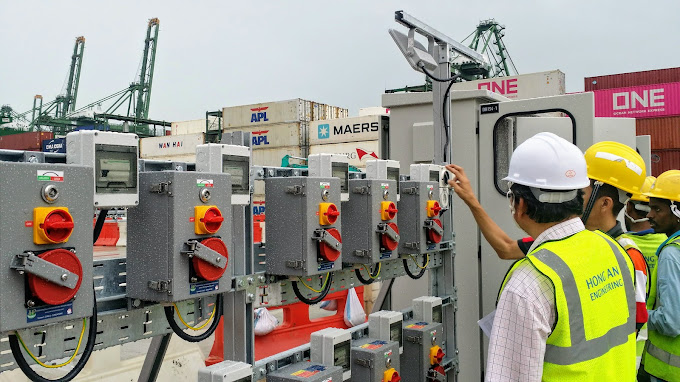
[[390, 321, 403, 347], [234, 377, 251, 382], [95, 144, 137, 194], [332, 163, 349, 194], [387, 167, 400, 195], [429, 170, 439, 183], [334, 340, 351, 371], [432, 305, 443, 324], [222, 155, 249, 195]]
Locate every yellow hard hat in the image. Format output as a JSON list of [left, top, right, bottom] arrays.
[[631, 176, 656, 202], [584, 141, 646, 195], [643, 170, 680, 203]]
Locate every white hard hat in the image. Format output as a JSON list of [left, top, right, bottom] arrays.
[[504, 132, 589, 202]]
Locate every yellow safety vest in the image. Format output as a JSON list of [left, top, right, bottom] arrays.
[[644, 235, 680, 382], [624, 232, 667, 309], [498, 230, 636, 381]]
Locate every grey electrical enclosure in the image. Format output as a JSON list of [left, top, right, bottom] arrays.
[[265, 177, 343, 276], [0, 162, 94, 332], [397, 180, 442, 255], [267, 363, 343, 382], [401, 321, 445, 382], [350, 338, 401, 382], [342, 179, 399, 264], [127, 171, 233, 302], [368, 311, 404, 348], [198, 360, 253, 382], [310, 327, 352, 378], [413, 296, 443, 324]]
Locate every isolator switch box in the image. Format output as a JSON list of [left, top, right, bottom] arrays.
[[266, 363, 343, 382], [342, 179, 399, 264], [127, 171, 233, 302], [198, 360, 253, 382], [2, 162, 94, 332], [350, 337, 401, 382], [368, 310, 404, 348], [398, 180, 442, 255], [413, 296, 443, 324], [66, 130, 139, 208], [196, 143, 252, 205], [265, 177, 343, 276], [401, 321, 445, 382], [310, 327, 352, 379]]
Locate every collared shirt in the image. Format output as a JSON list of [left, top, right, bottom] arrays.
[[648, 231, 680, 337], [485, 217, 583, 382]]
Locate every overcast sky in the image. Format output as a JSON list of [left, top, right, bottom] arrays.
[[2, 1, 678, 122]]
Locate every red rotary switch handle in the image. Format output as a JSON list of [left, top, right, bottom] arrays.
[[381, 223, 400, 251], [43, 209, 75, 243], [319, 228, 342, 262], [386, 203, 398, 219], [192, 237, 229, 281], [427, 219, 443, 244], [201, 207, 224, 233], [28, 249, 82, 305], [324, 204, 340, 225]]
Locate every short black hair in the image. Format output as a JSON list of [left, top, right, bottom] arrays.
[[591, 180, 625, 217], [510, 183, 584, 224]]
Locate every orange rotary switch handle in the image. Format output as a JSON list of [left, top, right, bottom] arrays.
[[195, 206, 224, 234], [33, 207, 75, 244], [430, 345, 445, 365], [319, 203, 340, 226], [380, 201, 398, 221], [384, 368, 401, 382], [28, 249, 83, 305], [426, 200, 441, 218]]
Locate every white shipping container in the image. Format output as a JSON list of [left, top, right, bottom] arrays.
[[450, 70, 565, 100], [139, 153, 197, 163], [309, 140, 382, 169], [308, 115, 386, 145], [252, 145, 303, 167], [171, 117, 220, 136], [140, 133, 204, 158], [359, 107, 390, 116], [223, 98, 348, 128], [227, 123, 307, 150]]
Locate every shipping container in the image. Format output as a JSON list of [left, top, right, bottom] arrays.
[[359, 107, 390, 116], [139, 153, 197, 163], [308, 115, 387, 145], [222, 99, 348, 128], [0, 131, 53, 151], [449, 70, 565, 100], [140, 133, 204, 158], [593, 82, 680, 119], [586, 67, 680, 91], [309, 140, 382, 169], [42, 138, 66, 153], [636, 116, 680, 150], [252, 145, 303, 167], [227, 123, 307, 149], [171, 117, 220, 136], [651, 149, 680, 176]]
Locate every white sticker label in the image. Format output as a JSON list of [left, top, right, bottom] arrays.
[[37, 170, 64, 182], [381, 183, 389, 189], [320, 182, 330, 189], [196, 179, 214, 188]]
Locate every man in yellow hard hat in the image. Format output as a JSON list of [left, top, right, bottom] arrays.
[[642, 170, 680, 382]]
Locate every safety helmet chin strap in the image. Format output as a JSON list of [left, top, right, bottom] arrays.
[[624, 199, 651, 224], [581, 181, 603, 225], [670, 201, 680, 219]]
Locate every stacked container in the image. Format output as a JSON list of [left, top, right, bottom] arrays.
[[139, 132, 205, 162], [585, 67, 680, 175]]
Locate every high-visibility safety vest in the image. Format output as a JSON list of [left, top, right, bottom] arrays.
[[644, 234, 680, 382], [625, 231, 667, 309], [498, 230, 636, 381]]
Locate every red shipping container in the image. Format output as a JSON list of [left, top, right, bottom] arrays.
[[0, 132, 54, 151], [651, 149, 680, 176], [637, 116, 680, 150], [585, 67, 680, 91]]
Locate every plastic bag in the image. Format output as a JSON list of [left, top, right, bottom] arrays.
[[343, 288, 366, 327], [254, 307, 279, 336], [319, 299, 338, 311]]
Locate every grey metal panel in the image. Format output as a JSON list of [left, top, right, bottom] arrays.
[[0, 162, 94, 332], [127, 171, 233, 302], [342, 179, 399, 264], [401, 321, 444, 382], [350, 338, 400, 382], [397, 181, 439, 255]]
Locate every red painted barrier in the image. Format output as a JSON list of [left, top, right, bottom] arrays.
[[205, 287, 365, 365], [93, 218, 120, 246]]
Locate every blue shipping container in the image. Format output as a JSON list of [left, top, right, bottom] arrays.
[[42, 138, 66, 153]]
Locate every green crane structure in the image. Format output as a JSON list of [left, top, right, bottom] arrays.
[[386, 19, 518, 93]]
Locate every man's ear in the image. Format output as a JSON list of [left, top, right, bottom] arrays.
[[600, 196, 614, 213], [516, 196, 528, 217]]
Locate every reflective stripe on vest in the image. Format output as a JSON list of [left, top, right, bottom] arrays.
[[532, 237, 636, 365], [647, 342, 680, 368]]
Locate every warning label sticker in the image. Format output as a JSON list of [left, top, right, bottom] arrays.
[[319, 182, 331, 189], [37, 170, 64, 182], [27, 302, 73, 323], [291, 364, 326, 377], [190, 280, 219, 295], [360, 340, 387, 350], [197, 179, 214, 187], [406, 322, 429, 329]]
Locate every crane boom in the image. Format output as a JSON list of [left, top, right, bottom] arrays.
[[133, 18, 159, 120], [60, 36, 86, 117]]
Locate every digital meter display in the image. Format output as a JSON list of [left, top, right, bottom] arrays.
[[390, 321, 403, 347], [334, 340, 351, 372], [222, 155, 249, 195], [387, 167, 400, 195], [332, 163, 349, 194], [432, 304, 443, 324], [95, 144, 137, 194]]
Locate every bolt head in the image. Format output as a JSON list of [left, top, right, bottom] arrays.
[[61, 274, 68, 281]]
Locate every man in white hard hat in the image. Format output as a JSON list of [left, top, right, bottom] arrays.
[[473, 132, 637, 381]]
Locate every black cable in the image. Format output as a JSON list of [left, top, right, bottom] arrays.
[[291, 273, 334, 305], [420, 65, 460, 83], [442, 78, 457, 163], [355, 265, 380, 285], [9, 290, 98, 382], [403, 256, 428, 279], [93, 209, 110, 244], [164, 293, 223, 343]]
